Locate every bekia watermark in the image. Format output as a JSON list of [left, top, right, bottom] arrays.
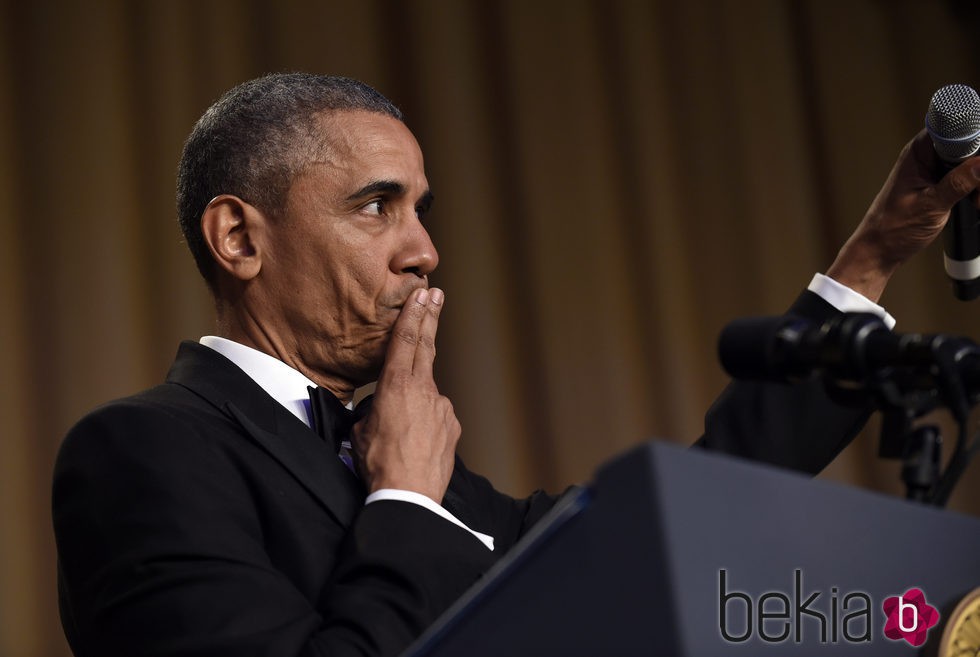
[[719, 569, 940, 647]]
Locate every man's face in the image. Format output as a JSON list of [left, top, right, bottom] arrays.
[[257, 109, 438, 386]]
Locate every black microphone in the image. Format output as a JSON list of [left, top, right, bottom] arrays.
[[925, 84, 980, 301], [718, 313, 980, 389], [719, 313, 886, 382], [720, 313, 980, 509]]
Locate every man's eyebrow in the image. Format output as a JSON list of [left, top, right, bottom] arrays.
[[345, 180, 405, 201]]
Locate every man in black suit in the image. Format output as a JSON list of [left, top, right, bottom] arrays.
[[52, 73, 979, 657]]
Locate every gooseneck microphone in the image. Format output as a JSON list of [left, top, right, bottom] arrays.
[[718, 312, 980, 389], [925, 84, 980, 301], [718, 312, 980, 506]]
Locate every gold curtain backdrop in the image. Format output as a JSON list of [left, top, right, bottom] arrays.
[[2, 1, 979, 655]]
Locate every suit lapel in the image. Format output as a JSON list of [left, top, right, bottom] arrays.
[[166, 341, 364, 527]]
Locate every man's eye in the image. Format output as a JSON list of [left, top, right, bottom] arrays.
[[363, 200, 384, 215]]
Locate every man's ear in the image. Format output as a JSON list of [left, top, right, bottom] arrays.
[[200, 195, 265, 281]]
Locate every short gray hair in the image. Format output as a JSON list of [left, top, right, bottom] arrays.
[[176, 73, 403, 283]]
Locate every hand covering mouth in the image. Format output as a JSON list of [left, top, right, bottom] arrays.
[[390, 284, 429, 309]]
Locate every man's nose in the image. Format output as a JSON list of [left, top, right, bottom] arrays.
[[391, 219, 439, 277]]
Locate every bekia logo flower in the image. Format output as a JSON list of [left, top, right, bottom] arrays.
[[882, 588, 940, 647]]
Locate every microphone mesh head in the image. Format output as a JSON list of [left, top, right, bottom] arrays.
[[926, 84, 980, 162]]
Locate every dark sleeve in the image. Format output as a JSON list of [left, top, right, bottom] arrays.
[[441, 456, 561, 555], [52, 402, 495, 657], [321, 500, 496, 655], [694, 290, 874, 474]]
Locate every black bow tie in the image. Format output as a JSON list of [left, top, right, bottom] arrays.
[[307, 386, 372, 454]]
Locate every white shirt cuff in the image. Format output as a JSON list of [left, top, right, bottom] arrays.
[[365, 489, 495, 551], [807, 273, 896, 329]]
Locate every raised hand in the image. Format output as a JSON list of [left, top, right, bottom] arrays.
[[350, 287, 460, 503], [827, 130, 980, 302]]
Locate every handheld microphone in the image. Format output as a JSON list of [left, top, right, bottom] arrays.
[[925, 84, 980, 301]]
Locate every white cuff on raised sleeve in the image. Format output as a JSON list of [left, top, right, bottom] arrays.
[[808, 273, 897, 329]]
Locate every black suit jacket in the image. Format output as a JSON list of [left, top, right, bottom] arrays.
[[53, 290, 868, 657]]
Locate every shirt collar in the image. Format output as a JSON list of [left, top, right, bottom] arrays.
[[199, 335, 320, 427]]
